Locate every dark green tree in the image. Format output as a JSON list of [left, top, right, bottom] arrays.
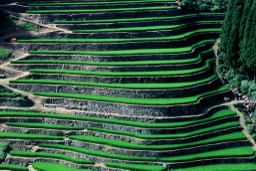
[[219, 0, 234, 54], [226, 0, 244, 67]]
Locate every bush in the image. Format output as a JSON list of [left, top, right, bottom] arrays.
[[247, 124, 253, 134], [240, 80, 251, 95], [21, 21, 37, 31]]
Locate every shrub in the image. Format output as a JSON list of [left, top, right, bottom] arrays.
[[21, 21, 37, 31]]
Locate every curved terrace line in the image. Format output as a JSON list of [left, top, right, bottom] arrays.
[[17, 29, 221, 43], [26, 6, 177, 14], [72, 21, 222, 33], [27, 58, 214, 77], [53, 13, 224, 24], [29, 0, 176, 6], [0, 109, 236, 129], [87, 121, 240, 139], [39, 144, 253, 163], [33, 85, 228, 105], [68, 132, 246, 151], [28, 39, 215, 56], [9, 74, 217, 89]]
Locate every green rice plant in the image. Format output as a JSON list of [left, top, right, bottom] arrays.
[[6, 122, 83, 130], [159, 146, 254, 162], [0, 48, 12, 61], [20, 21, 37, 31], [0, 132, 62, 140], [11, 48, 213, 66], [73, 21, 221, 33], [32, 162, 92, 171], [26, 6, 176, 14], [69, 132, 246, 151], [29, 0, 176, 6], [172, 163, 256, 171], [53, 13, 224, 24], [106, 162, 166, 171], [17, 28, 221, 43], [0, 143, 8, 161], [10, 150, 94, 164], [28, 58, 215, 77], [33, 85, 228, 105], [28, 39, 215, 56], [88, 121, 240, 139], [0, 109, 236, 128], [0, 164, 28, 171], [10, 74, 217, 89]]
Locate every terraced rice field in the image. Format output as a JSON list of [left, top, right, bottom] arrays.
[[0, 0, 255, 170]]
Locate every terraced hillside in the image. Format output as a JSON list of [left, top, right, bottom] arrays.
[[0, 0, 255, 170]]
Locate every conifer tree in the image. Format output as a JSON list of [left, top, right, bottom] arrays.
[[219, 0, 234, 54], [226, 0, 244, 67]]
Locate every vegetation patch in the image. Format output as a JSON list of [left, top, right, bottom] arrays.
[[20, 21, 37, 31], [0, 48, 13, 61], [0, 143, 8, 161]]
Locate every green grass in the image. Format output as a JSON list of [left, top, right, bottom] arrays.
[[88, 121, 240, 139], [28, 39, 215, 55], [10, 150, 94, 164], [0, 87, 27, 99], [53, 13, 224, 24], [32, 162, 92, 171], [69, 132, 246, 150], [106, 162, 166, 171], [11, 48, 213, 66], [0, 164, 28, 171], [0, 109, 236, 128], [33, 85, 228, 105], [39, 144, 254, 163], [6, 122, 83, 130], [0, 132, 62, 140], [29, 0, 176, 6], [28, 58, 215, 77], [172, 163, 256, 171], [26, 6, 176, 14], [10, 74, 217, 89], [0, 143, 8, 161], [17, 29, 221, 43], [73, 21, 221, 33]]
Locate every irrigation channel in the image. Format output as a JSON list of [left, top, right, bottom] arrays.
[[0, 0, 255, 171]]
